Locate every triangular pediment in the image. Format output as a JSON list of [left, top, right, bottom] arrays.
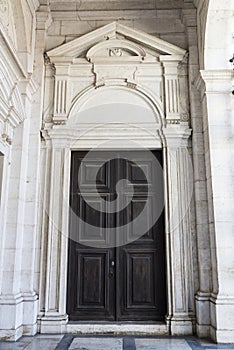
[[47, 22, 186, 62]]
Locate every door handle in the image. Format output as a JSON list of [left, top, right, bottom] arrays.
[[109, 270, 114, 279]]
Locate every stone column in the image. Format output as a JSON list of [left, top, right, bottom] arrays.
[[201, 70, 234, 343], [38, 141, 70, 333], [164, 126, 195, 335]]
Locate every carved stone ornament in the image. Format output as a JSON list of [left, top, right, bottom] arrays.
[[2, 133, 12, 145], [53, 120, 66, 126], [167, 119, 180, 125], [0, 0, 10, 30], [126, 81, 137, 89], [0, 0, 8, 13], [109, 48, 123, 57], [180, 113, 190, 122]]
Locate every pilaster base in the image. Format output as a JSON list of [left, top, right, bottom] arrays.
[[195, 292, 211, 338], [196, 324, 210, 339], [22, 293, 39, 336], [210, 327, 234, 344], [210, 295, 234, 343], [0, 294, 23, 341], [38, 314, 68, 334], [0, 327, 23, 342], [170, 317, 194, 335], [0, 293, 39, 340]]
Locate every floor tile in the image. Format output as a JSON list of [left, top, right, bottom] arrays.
[[135, 338, 191, 350], [24, 335, 63, 350], [68, 337, 123, 350], [0, 338, 32, 350]]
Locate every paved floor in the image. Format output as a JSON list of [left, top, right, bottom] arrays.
[[0, 335, 234, 350]]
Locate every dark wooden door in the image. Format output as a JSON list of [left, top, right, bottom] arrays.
[[67, 151, 166, 321]]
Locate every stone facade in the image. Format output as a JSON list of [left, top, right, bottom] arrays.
[[0, 0, 233, 344]]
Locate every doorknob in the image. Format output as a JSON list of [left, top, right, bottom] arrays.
[[111, 260, 115, 267], [109, 270, 114, 279]]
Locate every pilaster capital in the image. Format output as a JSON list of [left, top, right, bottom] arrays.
[[200, 69, 233, 94], [163, 126, 192, 148], [159, 56, 183, 75]]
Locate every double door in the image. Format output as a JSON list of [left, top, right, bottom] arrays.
[[67, 151, 166, 321]]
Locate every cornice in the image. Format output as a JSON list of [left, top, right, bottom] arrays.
[[200, 70, 234, 81], [47, 21, 186, 59]]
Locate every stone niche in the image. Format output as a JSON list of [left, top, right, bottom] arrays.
[[39, 22, 195, 336]]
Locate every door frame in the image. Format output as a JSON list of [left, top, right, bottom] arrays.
[[38, 83, 195, 335]]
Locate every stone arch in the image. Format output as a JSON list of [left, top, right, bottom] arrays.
[[204, 0, 234, 70], [68, 83, 164, 127], [10, 0, 35, 72], [195, 0, 234, 343], [66, 83, 165, 146]]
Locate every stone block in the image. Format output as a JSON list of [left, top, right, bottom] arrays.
[[195, 200, 209, 225], [191, 116, 203, 133], [155, 0, 184, 9], [61, 20, 95, 35], [77, 0, 155, 11], [193, 154, 206, 182], [51, 11, 78, 20], [194, 181, 207, 202], [156, 9, 181, 17], [47, 20, 61, 35], [95, 19, 134, 29], [79, 9, 157, 20], [45, 36, 66, 51], [50, 2, 77, 11], [192, 132, 205, 155], [133, 18, 185, 34], [159, 33, 188, 49], [189, 45, 199, 65], [196, 296, 210, 326]]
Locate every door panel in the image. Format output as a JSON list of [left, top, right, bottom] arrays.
[[67, 152, 116, 320], [67, 245, 115, 320], [116, 213, 166, 321], [67, 150, 166, 322]]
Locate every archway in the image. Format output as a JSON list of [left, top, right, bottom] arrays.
[[195, 0, 234, 342]]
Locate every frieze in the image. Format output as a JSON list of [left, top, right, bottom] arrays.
[[126, 81, 137, 89], [167, 119, 180, 125]]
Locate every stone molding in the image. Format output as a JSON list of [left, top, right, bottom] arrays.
[[0, 29, 37, 146], [47, 22, 186, 59], [45, 22, 188, 126], [39, 22, 195, 336]]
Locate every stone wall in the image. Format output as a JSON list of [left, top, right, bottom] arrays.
[[45, 0, 196, 51]]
